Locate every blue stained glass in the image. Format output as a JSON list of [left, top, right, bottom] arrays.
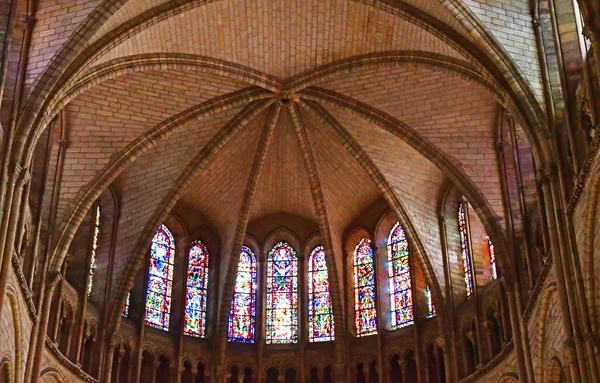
[[184, 240, 209, 337], [145, 224, 175, 331], [228, 246, 257, 343], [123, 291, 130, 317], [308, 246, 335, 342], [266, 242, 298, 344], [354, 238, 377, 336], [388, 222, 414, 329]]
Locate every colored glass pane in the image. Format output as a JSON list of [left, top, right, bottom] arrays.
[[488, 238, 497, 280], [184, 240, 210, 337], [458, 202, 474, 298], [308, 246, 335, 342], [228, 246, 258, 343], [354, 238, 377, 336], [425, 285, 436, 319], [123, 292, 130, 317], [144, 224, 175, 330], [266, 242, 298, 344], [87, 206, 101, 298], [387, 222, 414, 329]]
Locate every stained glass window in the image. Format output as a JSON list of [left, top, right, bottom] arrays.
[[123, 292, 130, 317], [87, 205, 101, 298], [145, 224, 175, 330], [387, 223, 413, 329], [354, 238, 377, 336], [228, 246, 258, 343], [425, 285, 436, 319], [458, 202, 474, 298], [308, 246, 335, 342], [266, 241, 298, 344], [184, 240, 210, 337], [488, 238, 497, 280]]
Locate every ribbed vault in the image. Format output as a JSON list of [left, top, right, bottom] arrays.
[[18, 0, 550, 368]]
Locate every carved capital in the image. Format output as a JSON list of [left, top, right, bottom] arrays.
[[495, 140, 504, 152]]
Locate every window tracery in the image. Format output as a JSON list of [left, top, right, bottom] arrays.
[[387, 222, 413, 329], [266, 241, 298, 344], [354, 237, 377, 336], [228, 246, 258, 343], [308, 245, 335, 342], [145, 224, 175, 330], [184, 240, 210, 337]]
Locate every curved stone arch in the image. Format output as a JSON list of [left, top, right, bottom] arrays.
[[262, 226, 303, 259], [302, 88, 514, 283], [497, 372, 519, 382], [286, 51, 498, 95], [5, 285, 22, 382], [535, 281, 558, 382], [39, 367, 68, 383], [440, 0, 549, 157], [8, 4, 551, 239], [13, 0, 475, 169], [0, 355, 12, 383], [545, 355, 567, 383], [48, 88, 272, 272], [303, 232, 323, 259]]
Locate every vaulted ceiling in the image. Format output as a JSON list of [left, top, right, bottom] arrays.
[[29, 0, 544, 327]]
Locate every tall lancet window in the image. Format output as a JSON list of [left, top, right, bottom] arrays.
[[87, 205, 101, 298], [354, 238, 377, 336], [425, 285, 436, 319], [184, 240, 210, 337], [308, 246, 335, 342], [488, 238, 497, 280], [458, 202, 474, 298], [228, 246, 258, 343], [266, 241, 298, 344], [145, 224, 175, 330], [387, 222, 413, 329]]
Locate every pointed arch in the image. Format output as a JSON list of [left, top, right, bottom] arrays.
[[308, 245, 335, 342], [387, 222, 413, 329], [228, 246, 258, 343], [184, 240, 210, 337], [354, 237, 377, 336], [145, 224, 175, 330], [266, 241, 298, 344]]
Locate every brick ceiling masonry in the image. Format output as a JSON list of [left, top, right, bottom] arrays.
[[22, 0, 544, 339]]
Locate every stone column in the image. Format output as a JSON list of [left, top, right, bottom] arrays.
[[298, 252, 306, 383], [506, 288, 528, 382], [30, 273, 60, 382], [539, 169, 584, 382], [102, 342, 118, 383], [483, 320, 495, 361], [113, 346, 126, 383], [397, 358, 407, 383], [63, 318, 74, 358], [0, 165, 30, 314], [150, 358, 158, 383]]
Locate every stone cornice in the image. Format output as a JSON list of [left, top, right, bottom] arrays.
[[45, 336, 98, 382], [458, 340, 514, 383], [523, 252, 553, 322], [12, 254, 37, 319]]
